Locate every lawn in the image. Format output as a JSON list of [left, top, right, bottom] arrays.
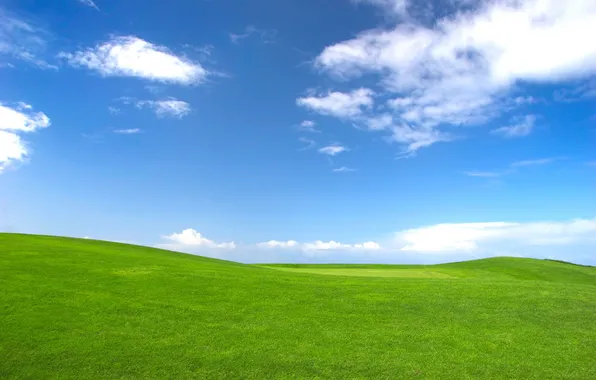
[[1, 233, 595, 379]]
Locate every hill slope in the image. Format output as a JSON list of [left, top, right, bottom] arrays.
[[1, 234, 595, 379]]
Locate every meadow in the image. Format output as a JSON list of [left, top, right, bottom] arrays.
[[1, 233, 595, 379]]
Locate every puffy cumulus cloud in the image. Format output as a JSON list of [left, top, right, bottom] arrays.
[[0, 102, 50, 173], [301, 0, 596, 154], [395, 219, 596, 254], [160, 229, 236, 250], [297, 88, 374, 118], [492, 115, 536, 138], [0, 131, 27, 172], [60, 36, 208, 85]]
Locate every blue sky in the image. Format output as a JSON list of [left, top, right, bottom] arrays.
[[1, 0, 595, 264]]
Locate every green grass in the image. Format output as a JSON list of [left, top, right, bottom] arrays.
[[1, 234, 595, 379]]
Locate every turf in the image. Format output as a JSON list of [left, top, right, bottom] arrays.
[[1, 233, 595, 379]]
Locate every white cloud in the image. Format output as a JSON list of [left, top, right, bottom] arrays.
[[257, 240, 299, 248], [108, 106, 120, 115], [155, 218, 595, 264], [0, 10, 56, 69], [303, 240, 381, 251], [0, 102, 50, 172], [333, 166, 356, 172], [492, 115, 536, 138], [297, 88, 374, 118], [77, 0, 100, 11], [389, 123, 452, 154], [304, 0, 596, 153], [136, 98, 191, 118], [298, 137, 316, 151], [465, 157, 560, 179], [256, 239, 381, 252], [464, 171, 501, 178], [0, 131, 27, 173], [354, 0, 410, 17], [0, 103, 50, 132], [396, 219, 596, 253], [113, 128, 141, 134], [160, 229, 236, 249], [510, 157, 559, 167], [229, 25, 277, 44], [319, 144, 348, 156], [60, 36, 208, 85], [298, 120, 320, 133], [514, 96, 536, 105], [553, 80, 596, 102]]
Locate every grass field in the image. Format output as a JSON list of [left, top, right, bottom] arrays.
[[1, 233, 596, 379]]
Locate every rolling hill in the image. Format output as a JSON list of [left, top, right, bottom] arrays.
[[1, 233, 595, 379]]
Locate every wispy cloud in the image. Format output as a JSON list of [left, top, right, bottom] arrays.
[[117, 97, 191, 118], [76, 0, 100, 11], [319, 144, 348, 156], [0, 9, 57, 70], [113, 128, 141, 134], [297, 120, 320, 133], [464, 171, 502, 178], [511, 157, 561, 167], [60, 36, 208, 85], [298, 137, 316, 151], [492, 115, 537, 138], [136, 99, 191, 118], [553, 80, 596, 102], [0, 102, 50, 173], [514, 96, 537, 105], [465, 157, 562, 180], [353, 0, 410, 18], [333, 166, 357, 172], [108, 106, 120, 115], [229, 25, 277, 44]]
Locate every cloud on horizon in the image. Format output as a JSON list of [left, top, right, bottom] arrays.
[[156, 218, 596, 265]]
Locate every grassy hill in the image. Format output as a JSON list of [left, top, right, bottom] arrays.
[[1, 233, 595, 379]]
